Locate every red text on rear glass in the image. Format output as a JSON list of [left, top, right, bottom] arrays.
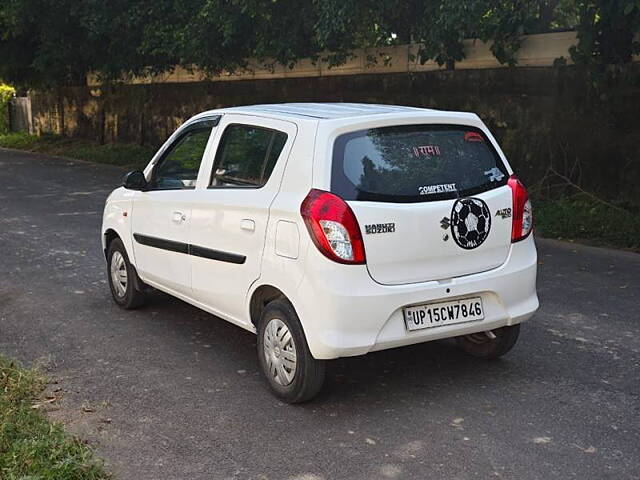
[[412, 145, 441, 157]]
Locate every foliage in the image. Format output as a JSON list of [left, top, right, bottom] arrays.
[[312, 0, 578, 68], [0, 0, 96, 88], [534, 193, 640, 251], [2, 1, 634, 88], [0, 355, 109, 479], [0, 131, 41, 149], [570, 0, 640, 68], [413, 2, 482, 68], [0, 132, 38, 150], [0, 83, 15, 134], [475, 0, 579, 66], [0, 132, 155, 168]]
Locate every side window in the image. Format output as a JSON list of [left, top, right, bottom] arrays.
[[151, 127, 213, 190], [210, 124, 288, 188]]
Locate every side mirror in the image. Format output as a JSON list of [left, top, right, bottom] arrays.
[[122, 170, 148, 191]]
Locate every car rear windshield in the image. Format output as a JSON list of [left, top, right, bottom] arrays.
[[331, 124, 509, 203]]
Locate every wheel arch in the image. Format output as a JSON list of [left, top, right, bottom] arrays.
[[249, 284, 292, 330], [103, 228, 120, 260], [102, 193, 135, 265], [103, 227, 148, 293]]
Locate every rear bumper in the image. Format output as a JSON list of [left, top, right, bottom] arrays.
[[295, 235, 539, 360]]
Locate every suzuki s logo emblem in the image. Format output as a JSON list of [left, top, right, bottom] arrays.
[[450, 198, 491, 250]]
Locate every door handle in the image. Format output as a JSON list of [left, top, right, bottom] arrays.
[[172, 211, 187, 224], [240, 219, 256, 232]]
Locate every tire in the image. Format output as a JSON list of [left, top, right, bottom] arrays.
[[257, 299, 325, 403], [107, 237, 146, 310], [455, 324, 520, 360]]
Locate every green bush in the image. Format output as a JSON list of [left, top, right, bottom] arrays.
[[0, 132, 155, 169], [0, 131, 39, 149], [0, 84, 15, 134], [63, 142, 155, 169], [534, 194, 640, 251]]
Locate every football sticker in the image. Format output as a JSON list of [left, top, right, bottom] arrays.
[[450, 197, 491, 250]]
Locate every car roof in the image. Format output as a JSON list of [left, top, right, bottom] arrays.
[[200, 103, 440, 120]]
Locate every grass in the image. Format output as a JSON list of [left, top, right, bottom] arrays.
[[534, 193, 640, 251], [0, 356, 109, 480], [0, 132, 154, 170]]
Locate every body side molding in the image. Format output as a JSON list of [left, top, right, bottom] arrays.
[[133, 233, 246, 264]]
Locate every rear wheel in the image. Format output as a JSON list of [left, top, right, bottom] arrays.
[[455, 324, 520, 359], [107, 238, 146, 309], [257, 299, 325, 403]]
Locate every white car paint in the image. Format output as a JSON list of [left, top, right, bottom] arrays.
[[102, 103, 538, 360]]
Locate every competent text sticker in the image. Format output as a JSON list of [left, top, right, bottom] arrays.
[[418, 183, 457, 195]]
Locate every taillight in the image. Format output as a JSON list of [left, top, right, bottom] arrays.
[[508, 174, 533, 242], [300, 189, 366, 264]]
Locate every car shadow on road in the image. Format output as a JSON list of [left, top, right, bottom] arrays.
[[135, 289, 524, 409]]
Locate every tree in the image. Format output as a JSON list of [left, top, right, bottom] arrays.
[[0, 0, 96, 87], [570, 0, 640, 67], [0, 0, 637, 89]]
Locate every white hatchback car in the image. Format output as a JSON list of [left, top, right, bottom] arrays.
[[102, 103, 538, 402]]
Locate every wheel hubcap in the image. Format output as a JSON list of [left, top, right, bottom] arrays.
[[263, 318, 297, 386], [110, 251, 128, 298]]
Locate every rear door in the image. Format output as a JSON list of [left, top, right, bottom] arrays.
[[331, 124, 513, 285], [189, 115, 296, 324]]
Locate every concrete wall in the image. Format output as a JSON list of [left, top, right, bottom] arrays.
[[87, 32, 580, 86], [30, 64, 640, 205]]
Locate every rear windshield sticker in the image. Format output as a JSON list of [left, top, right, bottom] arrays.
[[464, 132, 484, 142], [412, 145, 441, 157], [484, 167, 505, 182], [419, 183, 457, 195]]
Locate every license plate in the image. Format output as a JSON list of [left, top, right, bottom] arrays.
[[403, 297, 484, 332]]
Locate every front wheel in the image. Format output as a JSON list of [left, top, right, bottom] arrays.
[[257, 299, 325, 403], [107, 238, 146, 310], [455, 324, 520, 359]]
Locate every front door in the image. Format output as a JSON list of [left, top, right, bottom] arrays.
[[189, 115, 297, 325], [131, 119, 217, 295]]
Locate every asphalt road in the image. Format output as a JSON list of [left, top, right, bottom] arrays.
[[1, 148, 639, 480]]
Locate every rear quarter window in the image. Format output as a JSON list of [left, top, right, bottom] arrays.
[[210, 124, 288, 188], [331, 124, 509, 202]]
